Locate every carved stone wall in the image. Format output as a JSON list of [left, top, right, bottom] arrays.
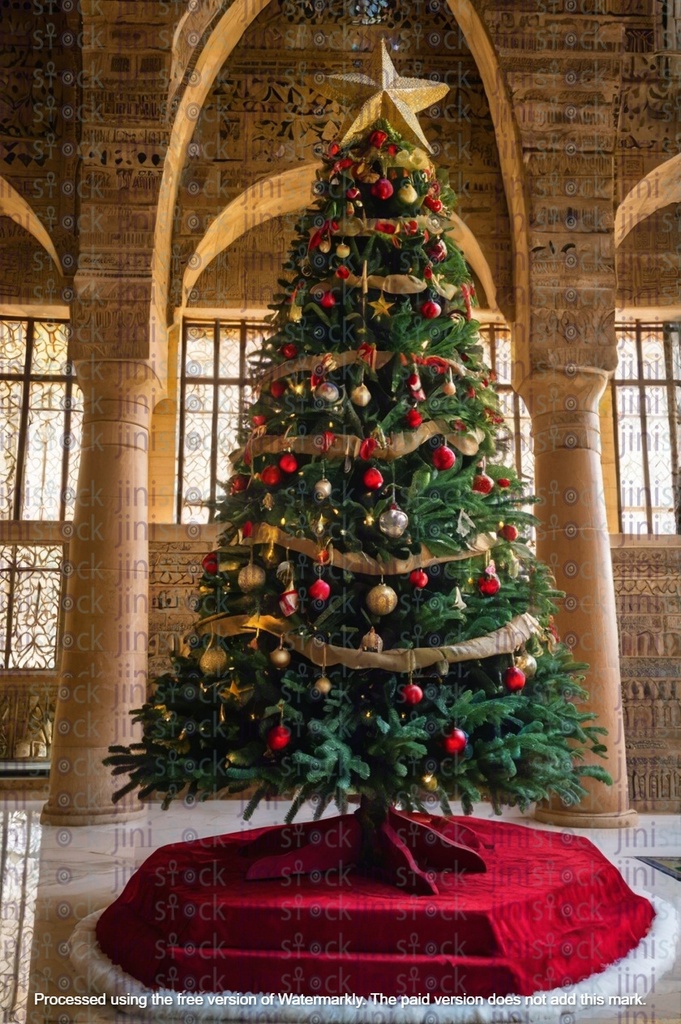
[[611, 539, 681, 812]]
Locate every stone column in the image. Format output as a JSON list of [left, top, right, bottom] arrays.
[[520, 364, 637, 827], [42, 358, 159, 825]]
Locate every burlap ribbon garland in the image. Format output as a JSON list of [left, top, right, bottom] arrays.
[[250, 522, 496, 575], [244, 420, 485, 462], [257, 348, 467, 389], [196, 611, 540, 674]]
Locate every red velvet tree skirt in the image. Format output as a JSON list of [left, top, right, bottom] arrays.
[[95, 816, 654, 1000]]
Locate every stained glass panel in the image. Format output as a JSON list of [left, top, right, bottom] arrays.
[[494, 330, 512, 385], [185, 324, 215, 377], [615, 331, 638, 379], [0, 545, 62, 670], [30, 321, 70, 376], [219, 325, 241, 378], [181, 383, 214, 523], [21, 382, 67, 520], [0, 381, 23, 519], [640, 330, 666, 380], [0, 320, 26, 375]]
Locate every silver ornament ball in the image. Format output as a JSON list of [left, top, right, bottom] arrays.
[[315, 381, 340, 404], [378, 505, 409, 539], [314, 478, 333, 502]]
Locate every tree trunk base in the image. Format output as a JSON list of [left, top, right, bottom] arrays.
[[242, 804, 488, 895]]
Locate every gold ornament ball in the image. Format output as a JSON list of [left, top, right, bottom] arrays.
[[199, 646, 229, 678], [269, 647, 291, 669], [351, 383, 371, 407], [397, 182, 418, 205], [319, 238, 331, 254], [515, 652, 538, 678], [366, 582, 398, 616], [336, 242, 351, 259], [238, 563, 266, 592], [312, 675, 332, 695]]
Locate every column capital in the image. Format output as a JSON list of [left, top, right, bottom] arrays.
[[519, 364, 610, 454]]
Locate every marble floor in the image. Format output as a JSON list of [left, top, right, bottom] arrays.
[[2, 793, 679, 1024]]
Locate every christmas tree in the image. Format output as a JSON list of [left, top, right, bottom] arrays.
[[107, 44, 609, 890]]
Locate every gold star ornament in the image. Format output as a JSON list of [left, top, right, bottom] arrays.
[[327, 39, 449, 152], [368, 294, 394, 319]]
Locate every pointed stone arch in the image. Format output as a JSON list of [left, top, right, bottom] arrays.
[[615, 154, 681, 248], [181, 164, 499, 311], [0, 176, 62, 276], [153, 0, 527, 368]]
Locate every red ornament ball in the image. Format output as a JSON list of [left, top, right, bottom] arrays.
[[478, 575, 501, 597], [409, 569, 429, 589], [346, 186, 360, 200], [371, 178, 394, 200], [504, 666, 526, 692], [369, 129, 388, 148], [432, 445, 456, 471], [499, 524, 519, 542], [202, 552, 218, 575], [443, 728, 468, 754], [270, 379, 286, 399], [363, 467, 384, 491], [320, 290, 336, 309], [251, 414, 266, 427], [261, 465, 283, 488], [472, 473, 495, 495], [402, 683, 424, 705], [267, 725, 291, 751], [279, 453, 298, 474], [230, 474, 248, 494], [308, 578, 331, 602], [336, 265, 350, 280], [420, 299, 442, 320], [405, 408, 423, 428], [280, 343, 298, 359], [497, 478, 511, 488], [424, 195, 444, 214], [427, 239, 448, 263]]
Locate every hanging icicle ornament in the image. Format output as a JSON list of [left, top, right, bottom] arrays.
[[378, 503, 409, 538], [452, 586, 467, 611], [456, 509, 476, 538]]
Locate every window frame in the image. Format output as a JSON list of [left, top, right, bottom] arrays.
[[0, 316, 76, 522], [611, 321, 681, 535], [176, 318, 261, 524]]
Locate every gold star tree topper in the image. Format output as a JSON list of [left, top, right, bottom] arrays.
[[327, 40, 449, 153]]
